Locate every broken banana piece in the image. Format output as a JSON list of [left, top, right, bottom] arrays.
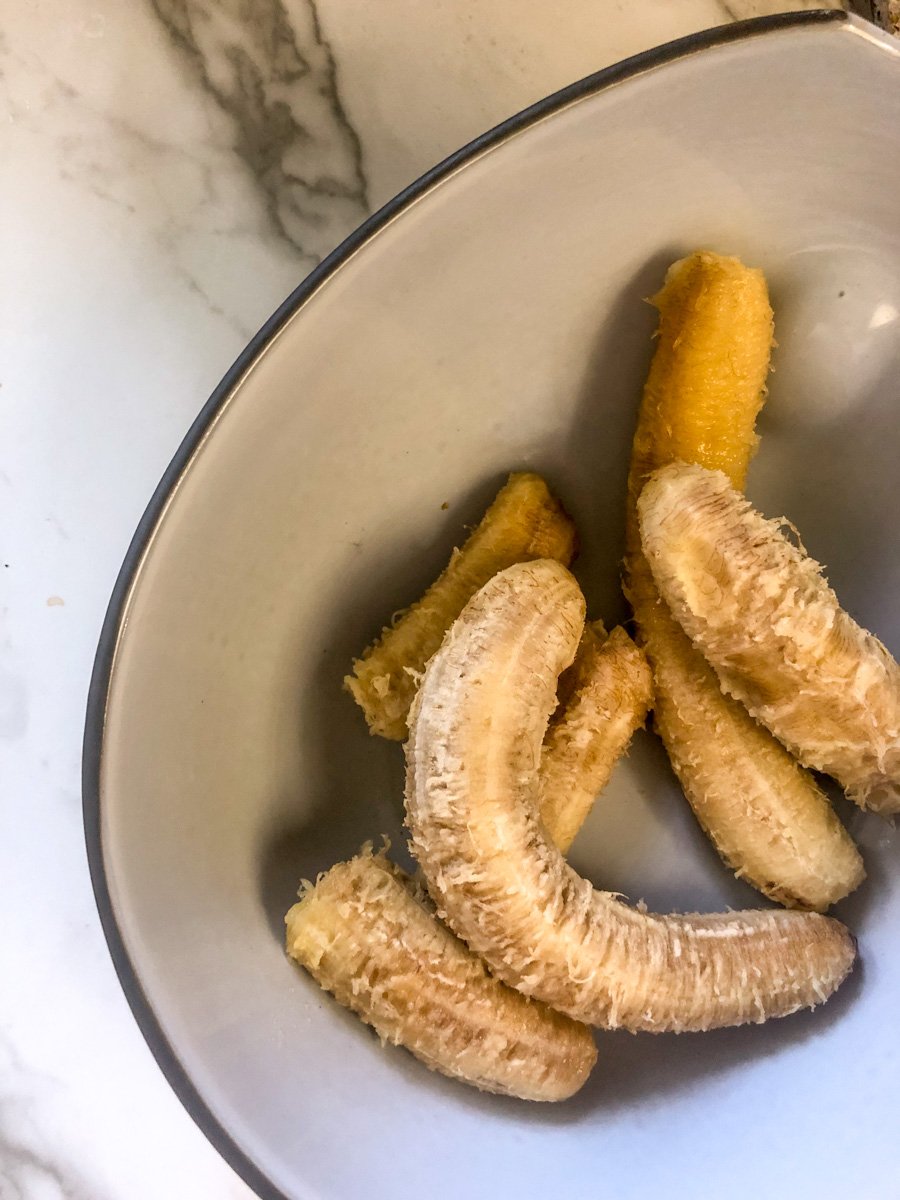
[[540, 622, 652, 853], [640, 462, 900, 815], [624, 250, 863, 910], [285, 849, 597, 1101], [405, 561, 856, 1033], [346, 472, 577, 740]]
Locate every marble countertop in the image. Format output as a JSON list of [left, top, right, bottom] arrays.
[[2, 2, 865, 1197]]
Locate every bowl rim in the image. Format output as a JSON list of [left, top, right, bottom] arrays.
[[81, 10, 882, 1200]]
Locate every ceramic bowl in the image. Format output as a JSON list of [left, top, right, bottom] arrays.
[[85, 12, 900, 1200]]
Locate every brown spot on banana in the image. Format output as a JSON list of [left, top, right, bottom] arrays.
[[405, 560, 856, 1033], [639, 462, 900, 814]]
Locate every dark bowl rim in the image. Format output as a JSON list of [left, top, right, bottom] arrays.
[[82, 11, 858, 1200]]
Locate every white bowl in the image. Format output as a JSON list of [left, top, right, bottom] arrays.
[[84, 13, 900, 1200]]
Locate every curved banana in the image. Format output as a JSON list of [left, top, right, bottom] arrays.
[[405, 560, 856, 1033], [285, 849, 597, 1100], [540, 622, 652, 853], [346, 472, 576, 739], [624, 250, 863, 910], [640, 462, 900, 814]]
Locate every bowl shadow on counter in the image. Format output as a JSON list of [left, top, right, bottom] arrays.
[[257, 250, 871, 1118]]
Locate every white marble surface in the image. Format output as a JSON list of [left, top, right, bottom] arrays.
[[0, 2, 853, 1197]]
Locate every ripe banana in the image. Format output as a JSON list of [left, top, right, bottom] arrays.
[[539, 622, 652, 853], [285, 849, 597, 1100], [624, 250, 863, 910], [640, 462, 900, 815], [405, 560, 857, 1033], [346, 472, 576, 740]]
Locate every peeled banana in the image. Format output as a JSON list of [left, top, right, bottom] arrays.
[[624, 250, 863, 910], [640, 462, 900, 815], [405, 560, 857, 1033], [285, 849, 597, 1100], [539, 622, 652, 853], [346, 472, 576, 740]]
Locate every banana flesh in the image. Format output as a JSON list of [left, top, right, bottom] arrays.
[[285, 849, 597, 1100], [640, 462, 900, 815], [633, 607, 864, 909], [624, 251, 863, 910], [540, 622, 652, 853], [405, 560, 857, 1033], [346, 472, 576, 740]]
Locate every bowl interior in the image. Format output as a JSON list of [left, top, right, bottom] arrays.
[[96, 18, 900, 1200]]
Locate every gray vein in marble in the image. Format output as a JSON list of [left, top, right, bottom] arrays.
[[0, 1132, 95, 1200], [2, 38, 255, 340], [44, 515, 70, 541], [0, 1035, 108, 1200], [72, 115, 259, 338], [148, 0, 369, 261], [181, 270, 255, 338]]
